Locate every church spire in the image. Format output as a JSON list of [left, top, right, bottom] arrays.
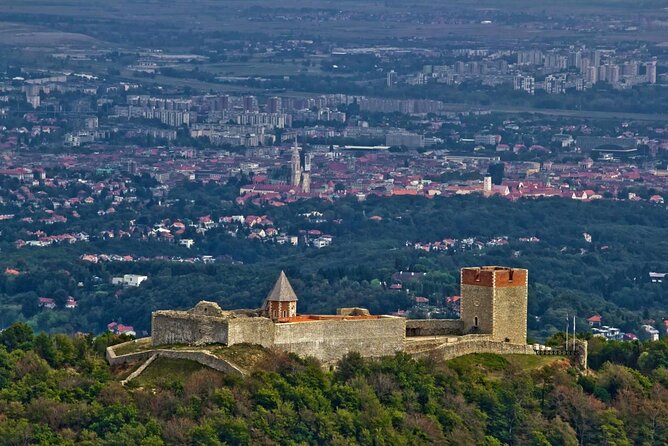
[[290, 138, 302, 188]]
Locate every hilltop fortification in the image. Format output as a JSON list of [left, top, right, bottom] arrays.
[[144, 266, 547, 366]]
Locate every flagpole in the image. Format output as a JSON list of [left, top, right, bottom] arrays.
[[566, 313, 569, 352], [573, 315, 576, 351]]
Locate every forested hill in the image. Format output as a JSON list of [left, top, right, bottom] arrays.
[[1, 324, 668, 445]]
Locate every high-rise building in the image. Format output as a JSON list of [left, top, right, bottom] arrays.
[[517, 50, 543, 66], [386, 70, 398, 88], [544, 75, 565, 94], [514, 75, 535, 95], [460, 266, 528, 344], [266, 96, 282, 113], [586, 66, 598, 84], [243, 95, 258, 112], [598, 65, 607, 83], [605, 64, 620, 84], [544, 53, 567, 70], [219, 95, 230, 111], [622, 61, 639, 77], [646, 60, 657, 84], [593, 50, 603, 67]]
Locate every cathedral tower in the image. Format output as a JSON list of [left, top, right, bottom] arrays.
[[290, 141, 302, 188]]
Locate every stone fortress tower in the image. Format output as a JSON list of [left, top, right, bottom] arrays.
[[460, 266, 528, 344]]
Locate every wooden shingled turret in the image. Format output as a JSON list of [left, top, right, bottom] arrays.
[[263, 271, 298, 320]]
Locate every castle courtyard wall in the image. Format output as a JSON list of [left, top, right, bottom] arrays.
[[412, 335, 536, 361], [273, 316, 405, 365], [152, 311, 229, 346], [227, 317, 275, 348], [405, 319, 464, 337]]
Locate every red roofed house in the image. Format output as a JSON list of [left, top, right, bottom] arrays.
[[39, 297, 56, 309], [587, 314, 602, 327], [649, 195, 664, 204], [116, 325, 136, 336]]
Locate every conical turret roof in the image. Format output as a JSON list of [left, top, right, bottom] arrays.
[[265, 271, 298, 302]]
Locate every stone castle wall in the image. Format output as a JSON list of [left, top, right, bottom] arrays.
[[405, 319, 464, 337], [106, 342, 246, 376], [413, 335, 536, 362], [273, 316, 406, 365], [151, 311, 229, 346], [150, 310, 406, 365], [227, 317, 275, 348]]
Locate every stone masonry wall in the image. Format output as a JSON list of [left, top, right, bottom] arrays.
[[106, 341, 246, 376], [460, 284, 494, 335], [405, 319, 464, 337], [493, 285, 528, 344], [273, 316, 405, 365], [227, 317, 275, 348], [412, 336, 536, 362], [152, 311, 229, 346]]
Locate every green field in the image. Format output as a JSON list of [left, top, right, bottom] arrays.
[[1, 0, 666, 48]]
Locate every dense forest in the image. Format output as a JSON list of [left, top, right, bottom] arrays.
[[1, 325, 668, 445], [0, 186, 666, 340]]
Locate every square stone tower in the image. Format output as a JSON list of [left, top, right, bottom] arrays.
[[460, 266, 528, 344]]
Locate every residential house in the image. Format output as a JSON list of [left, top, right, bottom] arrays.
[[112, 274, 148, 287], [38, 297, 56, 309]]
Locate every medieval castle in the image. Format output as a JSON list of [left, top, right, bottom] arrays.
[[142, 266, 541, 366]]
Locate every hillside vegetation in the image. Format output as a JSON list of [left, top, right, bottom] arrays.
[[1, 194, 665, 342], [1, 324, 668, 445]]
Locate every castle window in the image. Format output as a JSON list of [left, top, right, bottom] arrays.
[[508, 270, 514, 282], [474, 316, 479, 327], [475, 271, 481, 282]]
